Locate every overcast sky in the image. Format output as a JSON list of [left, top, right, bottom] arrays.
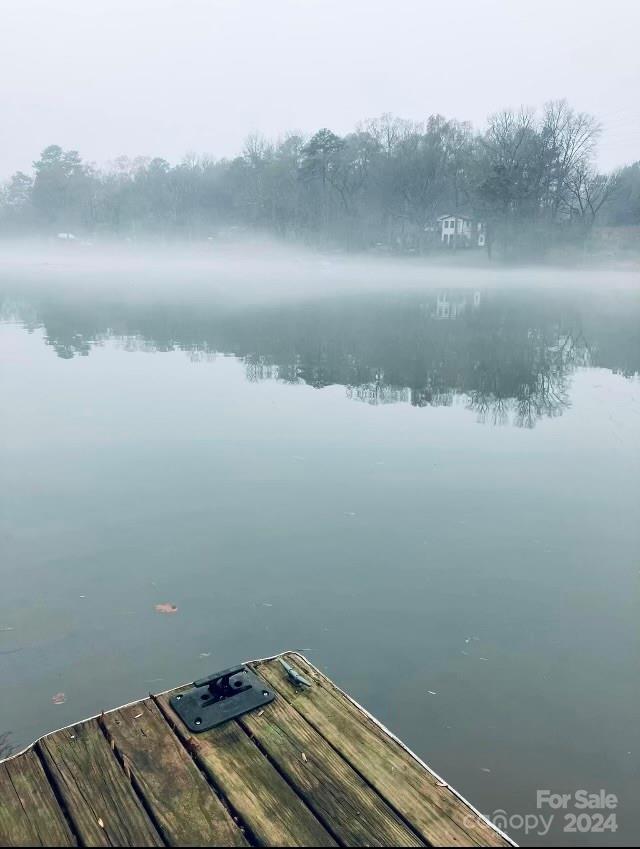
[[1, 0, 638, 178]]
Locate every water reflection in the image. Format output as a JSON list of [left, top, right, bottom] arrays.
[[1, 279, 639, 848], [2, 286, 639, 428]]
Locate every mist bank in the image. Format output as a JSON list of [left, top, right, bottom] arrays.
[[2, 102, 639, 263], [0, 239, 638, 307]]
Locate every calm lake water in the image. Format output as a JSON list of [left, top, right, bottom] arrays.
[[1, 276, 639, 847]]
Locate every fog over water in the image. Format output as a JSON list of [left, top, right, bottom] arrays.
[[1, 240, 638, 305]]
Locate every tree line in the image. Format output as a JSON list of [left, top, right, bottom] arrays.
[[1, 100, 638, 258]]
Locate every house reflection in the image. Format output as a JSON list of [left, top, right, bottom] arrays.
[[431, 289, 482, 320]]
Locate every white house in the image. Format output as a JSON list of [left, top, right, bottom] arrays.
[[436, 214, 485, 248]]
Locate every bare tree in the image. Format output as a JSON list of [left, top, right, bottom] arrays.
[[567, 165, 619, 229], [540, 99, 601, 221]]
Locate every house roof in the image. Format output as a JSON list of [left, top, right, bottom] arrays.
[[437, 213, 473, 222]]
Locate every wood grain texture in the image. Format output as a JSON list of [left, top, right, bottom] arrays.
[[38, 718, 162, 847], [155, 689, 336, 847], [239, 681, 424, 847], [0, 748, 76, 847], [101, 699, 247, 847], [255, 654, 509, 847]]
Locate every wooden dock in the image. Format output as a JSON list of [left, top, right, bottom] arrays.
[[0, 652, 513, 847]]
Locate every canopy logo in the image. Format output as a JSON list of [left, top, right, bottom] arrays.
[[468, 790, 619, 837]]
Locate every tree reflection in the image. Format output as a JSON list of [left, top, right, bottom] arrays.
[[463, 329, 587, 427], [3, 287, 638, 428]]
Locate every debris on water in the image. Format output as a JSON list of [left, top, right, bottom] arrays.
[[262, 602, 273, 607], [52, 692, 66, 705], [79, 595, 86, 599], [344, 511, 356, 517], [479, 657, 489, 661], [481, 767, 491, 773], [155, 603, 178, 614], [461, 650, 469, 656], [199, 652, 211, 658], [0, 625, 15, 632], [427, 690, 437, 695]]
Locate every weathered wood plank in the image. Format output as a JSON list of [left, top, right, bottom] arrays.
[[0, 748, 76, 847], [37, 718, 162, 847], [238, 682, 424, 847], [0, 653, 511, 849], [255, 655, 508, 847], [101, 699, 248, 847], [155, 689, 336, 847]]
